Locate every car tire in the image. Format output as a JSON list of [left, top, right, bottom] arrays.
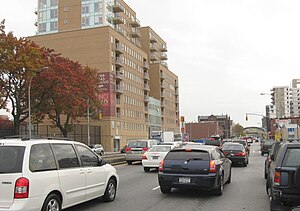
[[264, 167, 268, 180], [226, 169, 231, 184], [127, 161, 132, 165], [294, 166, 300, 191], [261, 152, 264, 156], [215, 174, 224, 196], [243, 162, 247, 167], [102, 178, 117, 202], [144, 167, 150, 172], [41, 193, 62, 211], [160, 185, 171, 194]]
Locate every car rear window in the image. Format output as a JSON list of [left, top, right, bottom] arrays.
[[223, 144, 244, 151], [282, 148, 300, 167], [165, 150, 210, 161], [0, 146, 25, 173], [234, 141, 246, 146], [128, 141, 147, 148], [205, 140, 221, 146], [149, 146, 171, 152]]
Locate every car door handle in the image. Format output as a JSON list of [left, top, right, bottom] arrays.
[[87, 169, 92, 173], [80, 169, 85, 174]]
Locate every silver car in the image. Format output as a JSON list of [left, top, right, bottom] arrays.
[[90, 144, 104, 156]]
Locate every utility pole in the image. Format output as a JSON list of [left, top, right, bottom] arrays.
[[87, 98, 90, 146]]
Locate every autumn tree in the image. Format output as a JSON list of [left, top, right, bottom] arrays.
[[0, 20, 46, 135], [31, 55, 100, 137], [232, 123, 244, 137]]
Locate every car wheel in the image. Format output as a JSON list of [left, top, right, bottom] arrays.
[[144, 167, 150, 172], [243, 161, 247, 167], [41, 193, 61, 211], [127, 161, 132, 165], [261, 152, 264, 156], [160, 185, 171, 194], [226, 169, 231, 184], [102, 178, 117, 202], [266, 177, 270, 195], [215, 174, 224, 196], [264, 167, 268, 180]]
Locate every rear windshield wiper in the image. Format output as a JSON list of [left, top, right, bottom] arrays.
[[186, 158, 203, 162]]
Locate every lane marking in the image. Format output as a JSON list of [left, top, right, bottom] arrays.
[[152, 186, 160, 191]]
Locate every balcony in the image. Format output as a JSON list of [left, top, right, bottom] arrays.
[[150, 52, 158, 61], [144, 95, 149, 102], [113, 1, 124, 13], [150, 36, 157, 43], [160, 73, 166, 80], [160, 61, 168, 67], [161, 91, 166, 98], [131, 28, 141, 38], [175, 89, 179, 96], [143, 62, 149, 70], [144, 106, 148, 112], [115, 43, 124, 54], [114, 25, 125, 36], [161, 44, 168, 52], [144, 84, 150, 91], [144, 72, 150, 80], [116, 98, 121, 105], [150, 43, 158, 52], [115, 57, 124, 67], [161, 101, 165, 107], [113, 14, 125, 24], [175, 97, 179, 103], [160, 52, 168, 60], [116, 70, 124, 80], [116, 84, 124, 93], [161, 82, 167, 89], [131, 17, 141, 27], [175, 81, 179, 88]]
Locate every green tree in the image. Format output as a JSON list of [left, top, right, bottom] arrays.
[[232, 123, 244, 137]]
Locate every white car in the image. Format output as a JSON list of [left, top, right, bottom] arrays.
[[142, 145, 174, 172], [0, 137, 119, 211], [90, 144, 104, 156]]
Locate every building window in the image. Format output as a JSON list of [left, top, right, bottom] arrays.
[[95, 15, 102, 25], [64, 19, 68, 24], [39, 0, 47, 9], [64, 7, 68, 12], [82, 17, 89, 26], [50, 9, 58, 19], [50, 21, 58, 31], [94, 2, 103, 13], [50, 0, 58, 7], [38, 23, 46, 33], [82, 5, 89, 14]]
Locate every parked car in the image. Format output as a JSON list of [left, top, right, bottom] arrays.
[[266, 142, 300, 210], [142, 145, 174, 172], [89, 144, 104, 156], [264, 142, 282, 179], [125, 139, 158, 165], [158, 144, 231, 195], [232, 139, 250, 155], [261, 139, 275, 156], [0, 137, 119, 211], [222, 143, 249, 167]]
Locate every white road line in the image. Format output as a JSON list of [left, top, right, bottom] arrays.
[[152, 186, 160, 191]]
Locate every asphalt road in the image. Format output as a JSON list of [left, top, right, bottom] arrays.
[[66, 143, 277, 211]]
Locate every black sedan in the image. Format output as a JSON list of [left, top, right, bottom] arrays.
[[158, 145, 231, 196], [261, 139, 275, 156], [222, 143, 248, 167]]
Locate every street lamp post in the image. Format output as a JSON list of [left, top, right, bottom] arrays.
[[28, 67, 48, 138]]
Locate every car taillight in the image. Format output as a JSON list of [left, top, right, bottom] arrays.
[[159, 160, 164, 171], [209, 160, 216, 173], [14, 177, 29, 199], [274, 171, 281, 185], [142, 154, 147, 160], [125, 147, 131, 152], [234, 152, 246, 156], [223, 152, 229, 156], [142, 147, 149, 151]]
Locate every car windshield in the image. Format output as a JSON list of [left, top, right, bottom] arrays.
[[128, 141, 147, 148], [0, 146, 25, 173], [149, 146, 171, 152], [234, 141, 247, 146], [264, 140, 275, 145]]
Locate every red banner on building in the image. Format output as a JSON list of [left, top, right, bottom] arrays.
[[98, 72, 116, 117]]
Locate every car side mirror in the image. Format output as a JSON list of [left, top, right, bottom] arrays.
[[98, 159, 107, 166], [270, 154, 275, 161]]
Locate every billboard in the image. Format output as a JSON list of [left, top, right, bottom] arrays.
[[98, 72, 116, 117]]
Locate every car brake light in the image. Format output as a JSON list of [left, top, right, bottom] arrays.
[[274, 171, 281, 185], [185, 148, 192, 152], [14, 177, 29, 199], [223, 152, 229, 156], [142, 154, 147, 160], [234, 152, 246, 156], [159, 160, 164, 171], [209, 160, 216, 173], [142, 147, 149, 151], [125, 147, 131, 152]]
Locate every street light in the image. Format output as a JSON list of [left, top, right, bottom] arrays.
[[28, 67, 49, 138]]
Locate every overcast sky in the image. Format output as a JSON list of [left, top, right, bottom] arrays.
[[1, 0, 300, 127]]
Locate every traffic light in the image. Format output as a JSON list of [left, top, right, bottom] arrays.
[[180, 116, 185, 122], [246, 114, 248, 121]]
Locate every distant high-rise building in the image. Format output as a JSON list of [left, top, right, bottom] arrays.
[[31, 0, 180, 151]]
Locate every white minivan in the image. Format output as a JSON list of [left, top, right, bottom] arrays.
[[0, 137, 119, 211]]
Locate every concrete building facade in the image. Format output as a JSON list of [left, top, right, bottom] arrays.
[[31, 0, 179, 151]]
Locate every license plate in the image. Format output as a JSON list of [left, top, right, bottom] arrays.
[[132, 151, 141, 154], [152, 156, 159, 159], [230, 154, 234, 156], [179, 177, 190, 184]]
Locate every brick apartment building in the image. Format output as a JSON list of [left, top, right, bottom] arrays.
[[30, 0, 180, 151]]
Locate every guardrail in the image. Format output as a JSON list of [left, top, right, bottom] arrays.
[[102, 153, 126, 166]]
